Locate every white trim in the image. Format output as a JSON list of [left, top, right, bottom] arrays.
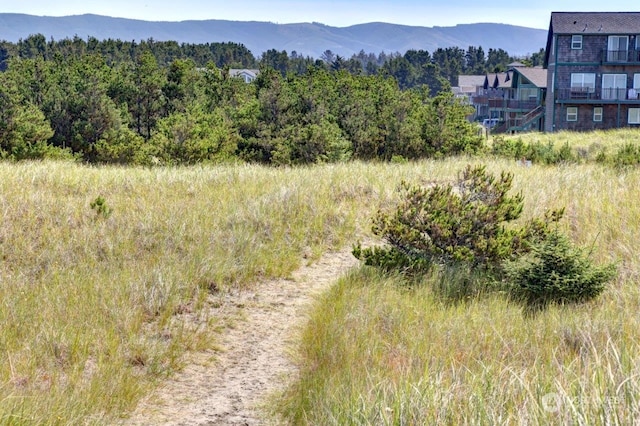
[[629, 108, 640, 124], [571, 35, 583, 50], [593, 107, 603, 122], [567, 106, 578, 122]]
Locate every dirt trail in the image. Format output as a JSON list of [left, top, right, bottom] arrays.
[[124, 248, 358, 425]]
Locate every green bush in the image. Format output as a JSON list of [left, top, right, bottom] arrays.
[[354, 164, 615, 309], [490, 136, 527, 159], [92, 127, 158, 165], [611, 143, 640, 168], [354, 164, 544, 271], [90, 196, 112, 219], [504, 232, 616, 308], [593, 142, 640, 168], [491, 137, 577, 165], [151, 108, 240, 165]]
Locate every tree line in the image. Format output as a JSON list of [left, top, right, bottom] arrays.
[[1, 34, 545, 87], [0, 35, 545, 165]]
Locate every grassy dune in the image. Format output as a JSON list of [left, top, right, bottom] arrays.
[[277, 149, 640, 424], [514, 128, 640, 155], [1, 129, 640, 424], [0, 161, 387, 424]]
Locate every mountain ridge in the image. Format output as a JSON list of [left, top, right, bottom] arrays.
[[0, 13, 548, 59]]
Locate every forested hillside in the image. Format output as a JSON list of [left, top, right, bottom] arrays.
[[0, 14, 548, 58], [0, 35, 545, 165]]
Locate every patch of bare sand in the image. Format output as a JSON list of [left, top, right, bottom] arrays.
[[124, 249, 358, 425]]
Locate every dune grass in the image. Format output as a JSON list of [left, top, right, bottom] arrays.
[[2, 129, 640, 424], [281, 269, 640, 424], [0, 161, 394, 425], [277, 153, 640, 424], [493, 128, 640, 163]]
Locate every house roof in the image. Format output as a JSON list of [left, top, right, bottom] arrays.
[[229, 69, 259, 78], [457, 75, 485, 92], [497, 71, 511, 88], [549, 12, 640, 35], [483, 71, 513, 89], [484, 73, 497, 89], [512, 67, 548, 88]]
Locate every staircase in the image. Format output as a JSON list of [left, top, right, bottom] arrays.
[[516, 105, 545, 131], [491, 105, 545, 134]]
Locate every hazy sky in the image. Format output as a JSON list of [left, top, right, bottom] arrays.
[[3, 1, 639, 29]]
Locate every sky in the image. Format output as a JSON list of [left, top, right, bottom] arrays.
[[2, 0, 639, 30]]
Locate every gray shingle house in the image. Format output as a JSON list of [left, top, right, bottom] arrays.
[[544, 12, 640, 132]]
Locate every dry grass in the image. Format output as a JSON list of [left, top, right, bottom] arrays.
[[2, 137, 640, 424], [497, 128, 640, 162], [278, 154, 640, 425], [0, 161, 390, 425]]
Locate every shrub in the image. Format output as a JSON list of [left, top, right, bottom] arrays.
[[90, 196, 112, 219], [151, 107, 240, 165], [354, 164, 615, 309], [504, 232, 616, 308], [491, 137, 577, 165], [611, 143, 640, 168], [490, 136, 527, 159], [92, 127, 158, 165], [354, 164, 542, 272]]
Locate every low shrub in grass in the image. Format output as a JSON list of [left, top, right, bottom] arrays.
[[605, 142, 640, 168], [490, 136, 527, 159], [491, 137, 577, 165], [504, 231, 616, 309], [354, 164, 615, 308], [353, 164, 531, 274]]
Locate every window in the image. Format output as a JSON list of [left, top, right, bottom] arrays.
[[608, 36, 629, 61], [602, 74, 627, 100], [518, 87, 538, 101], [630, 108, 640, 124], [593, 107, 603, 122], [571, 35, 583, 49], [571, 73, 596, 93], [567, 107, 578, 122]]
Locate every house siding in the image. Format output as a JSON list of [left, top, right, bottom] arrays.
[[556, 34, 605, 63], [552, 104, 640, 131]]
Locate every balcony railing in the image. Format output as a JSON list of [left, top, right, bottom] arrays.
[[473, 97, 538, 110], [602, 49, 640, 64], [557, 87, 640, 101], [504, 106, 545, 131]]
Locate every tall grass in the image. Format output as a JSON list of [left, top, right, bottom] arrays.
[[493, 128, 640, 163], [3, 140, 640, 424], [278, 157, 640, 424], [0, 160, 400, 425]]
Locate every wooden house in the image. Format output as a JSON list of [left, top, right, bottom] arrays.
[[544, 12, 640, 131]]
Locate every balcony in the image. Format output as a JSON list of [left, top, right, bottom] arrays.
[[602, 49, 640, 64], [473, 97, 538, 110], [556, 87, 640, 102]]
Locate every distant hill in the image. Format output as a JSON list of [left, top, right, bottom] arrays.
[[0, 13, 547, 59]]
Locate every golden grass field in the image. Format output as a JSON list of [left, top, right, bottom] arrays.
[[1, 129, 640, 424]]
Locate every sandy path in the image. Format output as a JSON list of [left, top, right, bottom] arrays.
[[124, 248, 358, 425]]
